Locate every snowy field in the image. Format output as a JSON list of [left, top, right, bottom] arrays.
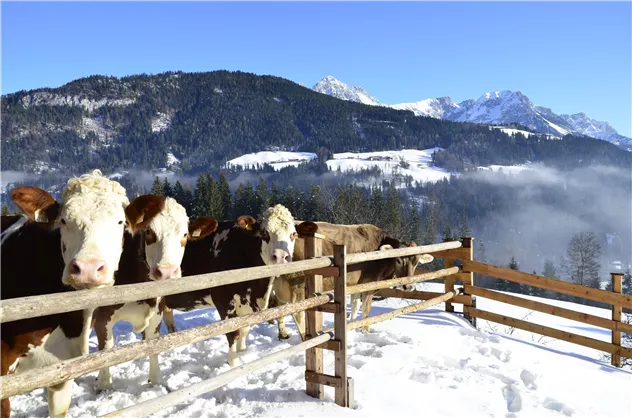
[[224, 148, 534, 187], [11, 284, 631, 418]]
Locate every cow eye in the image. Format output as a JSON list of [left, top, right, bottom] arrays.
[[61, 219, 66, 225], [118, 220, 124, 225]]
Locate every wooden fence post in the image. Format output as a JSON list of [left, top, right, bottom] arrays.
[[443, 238, 455, 313], [461, 237, 476, 328], [333, 244, 351, 408], [304, 233, 325, 399], [611, 272, 623, 367]]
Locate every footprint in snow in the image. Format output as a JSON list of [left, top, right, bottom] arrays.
[[502, 384, 523, 413]]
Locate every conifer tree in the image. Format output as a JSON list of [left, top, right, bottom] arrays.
[[218, 173, 233, 220], [150, 176, 164, 196], [173, 180, 185, 205], [406, 202, 422, 243], [385, 183, 402, 235], [207, 176, 223, 220], [182, 183, 195, 216], [193, 174, 209, 218], [1, 204, 10, 216], [308, 185, 325, 221], [255, 176, 269, 213], [269, 182, 280, 207], [460, 208, 470, 237], [370, 186, 384, 227], [163, 178, 173, 198]]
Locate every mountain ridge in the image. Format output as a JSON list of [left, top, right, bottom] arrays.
[[312, 76, 631, 151]]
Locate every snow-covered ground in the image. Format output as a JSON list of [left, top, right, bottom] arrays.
[[11, 284, 631, 417], [226, 151, 317, 170]]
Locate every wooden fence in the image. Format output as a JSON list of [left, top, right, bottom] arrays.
[[0, 235, 464, 417]]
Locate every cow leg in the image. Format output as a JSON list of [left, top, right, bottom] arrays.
[[349, 293, 362, 322], [144, 312, 163, 385], [1, 341, 20, 418], [47, 380, 73, 418], [277, 316, 291, 340], [291, 311, 307, 341], [225, 331, 240, 367], [96, 320, 115, 391], [163, 308, 177, 333], [237, 326, 250, 353], [361, 292, 375, 333]]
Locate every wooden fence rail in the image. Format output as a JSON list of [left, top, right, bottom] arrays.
[[345, 241, 462, 265], [464, 307, 632, 359], [1, 292, 334, 399], [464, 285, 632, 335], [101, 333, 334, 418], [463, 260, 632, 310], [0, 257, 334, 324]]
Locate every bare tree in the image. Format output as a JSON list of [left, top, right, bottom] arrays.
[[561, 232, 602, 288]]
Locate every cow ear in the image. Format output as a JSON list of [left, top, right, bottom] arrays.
[[10, 186, 60, 226], [236, 215, 259, 233], [296, 221, 318, 236], [126, 195, 166, 232], [189, 217, 219, 240]]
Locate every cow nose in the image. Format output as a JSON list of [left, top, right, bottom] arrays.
[[68, 258, 108, 288], [271, 250, 291, 264], [152, 265, 180, 280]]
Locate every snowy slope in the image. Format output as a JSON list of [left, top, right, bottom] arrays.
[[224, 148, 533, 187], [312, 76, 381, 106], [11, 283, 631, 417], [226, 151, 317, 170], [390, 97, 459, 118]]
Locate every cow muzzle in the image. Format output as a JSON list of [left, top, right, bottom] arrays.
[[151, 265, 181, 281], [66, 258, 112, 289], [271, 249, 291, 264]]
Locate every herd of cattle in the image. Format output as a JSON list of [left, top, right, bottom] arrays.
[[1, 170, 426, 418]]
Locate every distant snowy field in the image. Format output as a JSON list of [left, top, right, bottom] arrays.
[[11, 283, 631, 418], [225, 148, 531, 187]]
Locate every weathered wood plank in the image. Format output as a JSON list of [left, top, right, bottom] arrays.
[[374, 288, 472, 305], [611, 273, 624, 367], [305, 371, 343, 388], [101, 333, 333, 418], [304, 235, 324, 400], [462, 260, 632, 310], [333, 244, 349, 407], [463, 285, 632, 335], [1, 257, 333, 323], [346, 267, 459, 296], [346, 289, 462, 332], [0, 294, 334, 399], [345, 241, 461, 265]]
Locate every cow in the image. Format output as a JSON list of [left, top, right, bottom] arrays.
[[1, 172, 188, 418], [269, 221, 425, 340], [95, 204, 298, 391]]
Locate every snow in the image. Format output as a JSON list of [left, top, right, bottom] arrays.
[[312, 76, 381, 106], [166, 151, 180, 167], [543, 119, 570, 136], [10, 283, 631, 417], [327, 148, 450, 185], [226, 151, 317, 170], [151, 113, 172, 133]]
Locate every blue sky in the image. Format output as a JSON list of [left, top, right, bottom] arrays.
[[2, 1, 631, 136]]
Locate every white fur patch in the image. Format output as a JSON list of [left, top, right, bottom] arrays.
[[58, 170, 130, 287], [259, 204, 297, 266], [211, 228, 231, 258], [144, 197, 189, 279]]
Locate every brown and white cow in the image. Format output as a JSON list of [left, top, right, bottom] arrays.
[[1, 174, 188, 418], [270, 221, 425, 339], [94, 196, 189, 391], [96, 204, 298, 391]]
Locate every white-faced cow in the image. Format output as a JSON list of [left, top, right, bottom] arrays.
[[269, 221, 425, 339], [93, 196, 189, 391], [114, 204, 298, 388], [1, 172, 188, 418]]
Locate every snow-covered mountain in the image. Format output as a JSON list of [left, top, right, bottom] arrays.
[[312, 76, 631, 150], [312, 76, 381, 106], [390, 96, 460, 119]]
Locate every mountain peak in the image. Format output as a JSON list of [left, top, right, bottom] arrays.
[[312, 75, 381, 106]]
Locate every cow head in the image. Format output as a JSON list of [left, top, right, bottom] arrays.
[[244, 204, 297, 265], [379, 239, 424, 291], [11, 170, 129, 290], [126, 196, 190, 281]]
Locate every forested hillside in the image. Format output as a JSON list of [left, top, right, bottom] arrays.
[[3, 70, 630, 174]]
